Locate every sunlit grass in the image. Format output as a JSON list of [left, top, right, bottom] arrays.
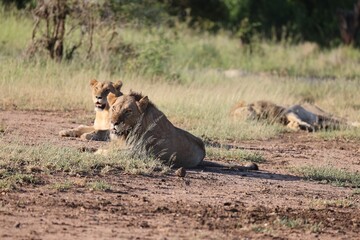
[[0, 9, 32, 57], [0, 140, 169, 190], [316, 127, 360, 141], [274, 217, 323, 233], [1, 8, 360, 142], [87, 180, 112, 192], [206, 147, 265, 163], [51, 181, 74, 192], [311, 199, 354, 208], [294, 166, 360, 188]]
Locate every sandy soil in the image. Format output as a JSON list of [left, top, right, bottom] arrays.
[[0, 110, 359, 239]]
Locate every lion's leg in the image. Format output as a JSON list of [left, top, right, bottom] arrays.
[[59, 125, 95, 138], [80, 130, 110, 141]]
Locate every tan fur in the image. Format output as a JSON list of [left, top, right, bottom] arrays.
[[59, 79, 123, 141], [231, 100, 288, 124], [108, 92, 206, 168], [231, 100, 355, 132]]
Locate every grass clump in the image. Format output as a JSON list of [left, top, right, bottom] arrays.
[[87, 180, 112, 192], [206, 147, 265, 163], [274, 217, 323, 233], [0, 141, 169, 181], [316, 127, 360, 141], [352, 189, 360, 195], [51, 181, 74, 192], [0, 171, 42, 191], [311, 199, 354, 208], [295, 166, 360, 188]]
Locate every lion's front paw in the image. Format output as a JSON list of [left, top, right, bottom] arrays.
[[59, 129, 72, 137], [80, 132, 96, 141]]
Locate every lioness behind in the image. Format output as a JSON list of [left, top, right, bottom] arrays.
[[59, 79, 123, 141]]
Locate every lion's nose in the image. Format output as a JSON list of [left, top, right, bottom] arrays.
[[96, 96, 102, 100], [111, 122, 119, 129]]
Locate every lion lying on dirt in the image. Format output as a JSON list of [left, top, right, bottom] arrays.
[[107, 91, 206, 168], [231, 100, 359, 131], [59, 79, 123, 141]]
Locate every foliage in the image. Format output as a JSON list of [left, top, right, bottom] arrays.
[[0, 0, 34, 9], [3, 0, 360, 46], [27, 0, 108, 61], [171, 0, 360, 46]]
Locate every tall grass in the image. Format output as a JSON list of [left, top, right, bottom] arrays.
[[1, 8, 360, 141]]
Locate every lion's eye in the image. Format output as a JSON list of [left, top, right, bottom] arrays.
[[125, 109, 132, 116]]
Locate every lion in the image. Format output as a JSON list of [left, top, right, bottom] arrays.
[[231, 100, 358, 132], [106, 91, 260, 171], [59, 79, 123, 141], [107, 91, 205, 168]]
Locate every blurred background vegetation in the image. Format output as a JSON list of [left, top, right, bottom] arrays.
[[2, 0, 360, 46], [1, 0, 360, 140]]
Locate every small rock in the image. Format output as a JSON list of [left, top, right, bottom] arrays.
[[140, 221, 150, 228], [244, 162, 259, 171], [175, 167, 186, 177], [14, 222, 21, 228]]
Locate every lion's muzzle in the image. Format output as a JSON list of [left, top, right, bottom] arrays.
[[111, 122, 131, 136]]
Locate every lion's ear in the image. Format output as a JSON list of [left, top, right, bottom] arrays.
[[90, 79, 98, 87], [137, 96, 149, 113], [107, 93, 117, 106], [113, 80, 123, 92]]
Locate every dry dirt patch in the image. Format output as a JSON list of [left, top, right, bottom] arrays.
[[0, 110, 359, 239]]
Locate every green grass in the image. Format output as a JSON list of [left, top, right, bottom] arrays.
[[206, 147, 265, 163], [0, 171, 41, 191], [51, 181, 74, 192], [0, 7, 360, 143], [87, 180, 112, 192], [311, 199, 354, 208], [0, 140, 169, 190], [316, 127, 360, 141], [352, 189, 360, 195], [274, 217, 323, 233], [295, 166, 360, 188]]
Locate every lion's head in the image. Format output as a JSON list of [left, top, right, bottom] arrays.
[[90, 79, 123, 112], [108, 92, 149, 137], [231, 100, 287, 124], [230, 101, 257, 120]]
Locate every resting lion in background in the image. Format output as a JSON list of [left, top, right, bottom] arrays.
[[107, 92, 206, 168], [231, 100, 359, 132], [59, 79, 123, 141]]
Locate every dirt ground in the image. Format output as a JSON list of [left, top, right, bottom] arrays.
[[0, 110, 359, 240]]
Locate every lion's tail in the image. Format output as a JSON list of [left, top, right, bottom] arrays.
[[199, 160, 259, 171]]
